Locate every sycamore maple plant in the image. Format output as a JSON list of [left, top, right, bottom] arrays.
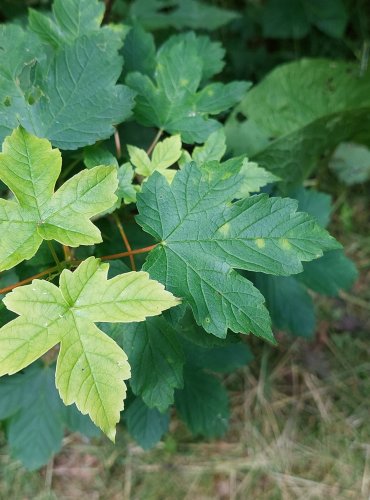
[[0, 0, 359, 471]]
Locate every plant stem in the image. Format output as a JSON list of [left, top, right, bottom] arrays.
[[63, 245, 73, 262], [100, 245, 157, 262], [47, 240, 63, 272], [0, 266, 60, 295], [112, 213, 136, 270], [114, 129, 122, 159], [147, 129, 164, 155]]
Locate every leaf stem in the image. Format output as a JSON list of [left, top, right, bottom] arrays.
[[0, 266, 60, 295], [147, 129, 164, 155], [100, 245, 157, 262], [47, 240, 63, 272], [114, 129, 122, 159], [112, 213, 136, 270]]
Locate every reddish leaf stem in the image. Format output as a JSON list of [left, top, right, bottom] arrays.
[[0, 266, 60, 295], [147, 129, 164, 155], [100, 245, 157, 262], [112, 213, 136, 270]]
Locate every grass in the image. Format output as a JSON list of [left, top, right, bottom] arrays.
[[1, 328, 369, 500]]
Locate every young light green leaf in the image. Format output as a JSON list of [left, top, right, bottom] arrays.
[[236, 159, 280, 197], [152, 135, 182, 171], [0, 256, 179, 439], [117, 163, 137, 204], [137, 162, 340, 340], [192, 129, 226, 164], [0, 127, 118, 271], [127, 144, 152, 176]]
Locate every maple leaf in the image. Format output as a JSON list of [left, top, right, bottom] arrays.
[[0, 257, 180, 439], [0, 127, 118, 271], [136, 162, 340, 340]]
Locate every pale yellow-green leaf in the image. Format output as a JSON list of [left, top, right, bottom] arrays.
[[127, 144, 152, 176], [151, 134, 182, 171], [236, 159, 280, 198], [0, 127, 119, 270], [0, 257, 180, 439]]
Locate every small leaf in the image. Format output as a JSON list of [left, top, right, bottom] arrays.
[[0, 257, 179, 439], [127, 144, 152, 176], [152, 135, 182, 171], [236, 159, 280, 197], [192, 129, 226, 164]]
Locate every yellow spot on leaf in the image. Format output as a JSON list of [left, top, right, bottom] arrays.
[[279, 238, 291, 250], [255, 238, 265, 249], [218, 223, 231, 235], [180, 78, 189, 86]]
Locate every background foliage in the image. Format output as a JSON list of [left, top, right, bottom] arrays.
[[0, 0, 369, 496]]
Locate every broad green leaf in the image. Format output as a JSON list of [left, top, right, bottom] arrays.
[[124, 397, 169, 450], [0, 128, 118, 270], [192, 129, 226, 164], [65, 404, 101, 438], [182, 339, 254, 373], [0, 364, 65, 470], [329, 142, 370, 185], [226, 59, 370, 187], [175, 366, 229, 438], [136, 162, 339, 340], [29, 0, 105, 47], [112, 316, 185, 412], [299, 250, 358, 296], [236, 159, 280, 197], [255, 274, 315, 338], [129, 0, 239, 31], [126, 32, 249, 143], [0, 256, 179, 439], [0, 1, 135, 149], [121, 24, 156, 77]]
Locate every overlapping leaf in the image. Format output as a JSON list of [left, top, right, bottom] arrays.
[[127, 32, 249, 143], [0, 127, 118, 271], [226, 59, 370, 187], [137, 162, 339, 340], [0, 257, 179, 439], [0, 363, 98, 469], [0, 0, 135, 149]]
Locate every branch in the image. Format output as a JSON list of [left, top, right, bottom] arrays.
[[0, 266, 60, 295]]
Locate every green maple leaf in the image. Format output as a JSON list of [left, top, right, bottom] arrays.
[[136, 162, 340, 340], [0, 257, 179, 440], [0, 127, 118, 271], [126, 32, 249, 143], [0, 0, 134, 149]]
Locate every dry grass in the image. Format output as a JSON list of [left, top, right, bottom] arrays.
[[1, 327, 369, 500]]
